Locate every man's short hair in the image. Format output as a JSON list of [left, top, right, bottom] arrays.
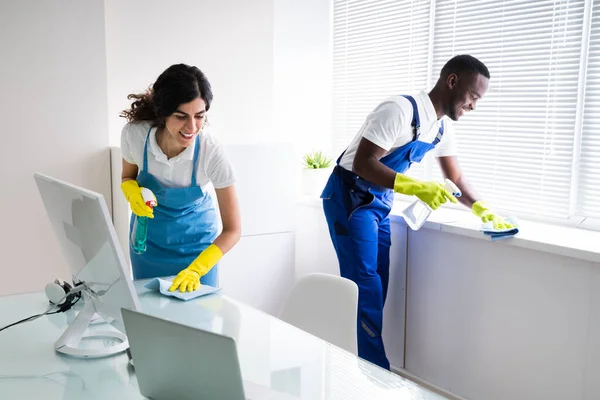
[[441, 55, 490, 79]]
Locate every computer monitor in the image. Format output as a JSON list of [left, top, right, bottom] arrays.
[[34, 173, 141, 358]]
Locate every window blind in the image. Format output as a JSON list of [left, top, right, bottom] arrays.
[[332, 0, 431, 176], [578, 0, 600, 218], [430, 0, 586, 218]]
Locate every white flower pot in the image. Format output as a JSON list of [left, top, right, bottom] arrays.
[[302, 168, 333, 197]]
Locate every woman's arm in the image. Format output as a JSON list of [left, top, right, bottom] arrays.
[[168, 185, 241, 292], [212, 184, 242, 254], [122, 159, 139, 182]]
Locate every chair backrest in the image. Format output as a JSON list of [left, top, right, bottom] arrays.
[[278, 273, 358, 355]]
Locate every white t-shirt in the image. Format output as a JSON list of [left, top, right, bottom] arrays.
[[338, 91, 457, 170], [121, 121, 236, 189]]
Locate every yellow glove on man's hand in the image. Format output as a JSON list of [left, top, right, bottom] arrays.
[[121, 180, 155, 218], [169, 244, 223, 292], [393, 173, 457, 210], [472, 201, 515, 230]]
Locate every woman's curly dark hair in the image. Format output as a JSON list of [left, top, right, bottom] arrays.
[[120, 64, 213, 126]]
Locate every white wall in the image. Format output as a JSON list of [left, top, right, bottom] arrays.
[[273, 0, 333, 159], [105, 0, 275, 146], [105, 0, 333, 179], [0, 0, 111, 296]]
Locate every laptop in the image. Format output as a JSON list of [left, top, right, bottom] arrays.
[[121, 308, 299, 400]]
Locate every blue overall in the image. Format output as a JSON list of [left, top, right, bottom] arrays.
[[130, 127, 219, 286], [321, 96, 444, 369]]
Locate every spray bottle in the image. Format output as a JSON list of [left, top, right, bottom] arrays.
[[131, 188, 157, 255], [401, 179, 461, 231]]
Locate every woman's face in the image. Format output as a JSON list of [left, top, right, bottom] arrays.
[[164, 97, 207, 147]]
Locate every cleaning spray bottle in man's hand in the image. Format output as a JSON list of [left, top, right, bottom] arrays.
[[401, 178, 461, 230], [131, 188, 157, 254]]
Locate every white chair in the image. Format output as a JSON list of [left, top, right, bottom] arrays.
[[278, 273, 359, 355]]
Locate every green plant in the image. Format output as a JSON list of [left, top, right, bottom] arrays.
[[303, 151, 332, 169]]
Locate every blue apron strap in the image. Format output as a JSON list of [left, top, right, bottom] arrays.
[[336, 150, 345, 166], [432, 119, 445, 146], [191, 134, 201, 186], [142, 126, 152, 172], [400, 95, 420, 141]]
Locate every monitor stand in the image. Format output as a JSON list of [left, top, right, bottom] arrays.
[[54, 299, 129, 358]]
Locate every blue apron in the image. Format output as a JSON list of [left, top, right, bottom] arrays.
[[321, 95, 444, 370], [130, 127, 219, 286]]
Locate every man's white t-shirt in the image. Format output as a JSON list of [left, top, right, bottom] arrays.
[[121, 121, 236, 190], [338, 91, 458, 170]]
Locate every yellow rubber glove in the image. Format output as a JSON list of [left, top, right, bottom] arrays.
[[169, 244, 223, 292], [394, 173, 457, 210], [472, 201, 515, 230], [121, 180, 154, 218]]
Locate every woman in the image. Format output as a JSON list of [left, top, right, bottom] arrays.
[[120, 63, 241, 292]]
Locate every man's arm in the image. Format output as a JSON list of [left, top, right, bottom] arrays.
[[438, 155, 515, 229], [353, 138, 457, 210], [352, 138, 397, 189], [349, 101, 455, 209], [437, 155, 480, 208]]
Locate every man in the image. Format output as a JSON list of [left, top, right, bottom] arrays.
[[321, 54, 514, 370]]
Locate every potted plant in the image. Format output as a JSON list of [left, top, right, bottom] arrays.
[[302, 151, 333, 196]]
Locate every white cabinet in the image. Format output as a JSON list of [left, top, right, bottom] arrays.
[[405, 228, 600, 400], [294, 200, 339, 278], [219, 232, 295, 316]]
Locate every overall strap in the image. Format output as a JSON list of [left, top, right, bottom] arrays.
[[432, 119, 445, 146], [400, 95, 421, 141]]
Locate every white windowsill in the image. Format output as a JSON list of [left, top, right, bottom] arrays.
[[298, 195, 600, 264]]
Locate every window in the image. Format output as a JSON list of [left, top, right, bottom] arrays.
[[333, 0, 599, 221], [332, 0, 432, 178], [578, 0, 600, 218]]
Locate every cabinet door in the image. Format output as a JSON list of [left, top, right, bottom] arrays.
[[383, 219, 408, 370], [224, 143, 296, 237], [219, 232, 295, 316]]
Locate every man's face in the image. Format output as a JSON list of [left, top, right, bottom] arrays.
[[446, 72, 489, 121]]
